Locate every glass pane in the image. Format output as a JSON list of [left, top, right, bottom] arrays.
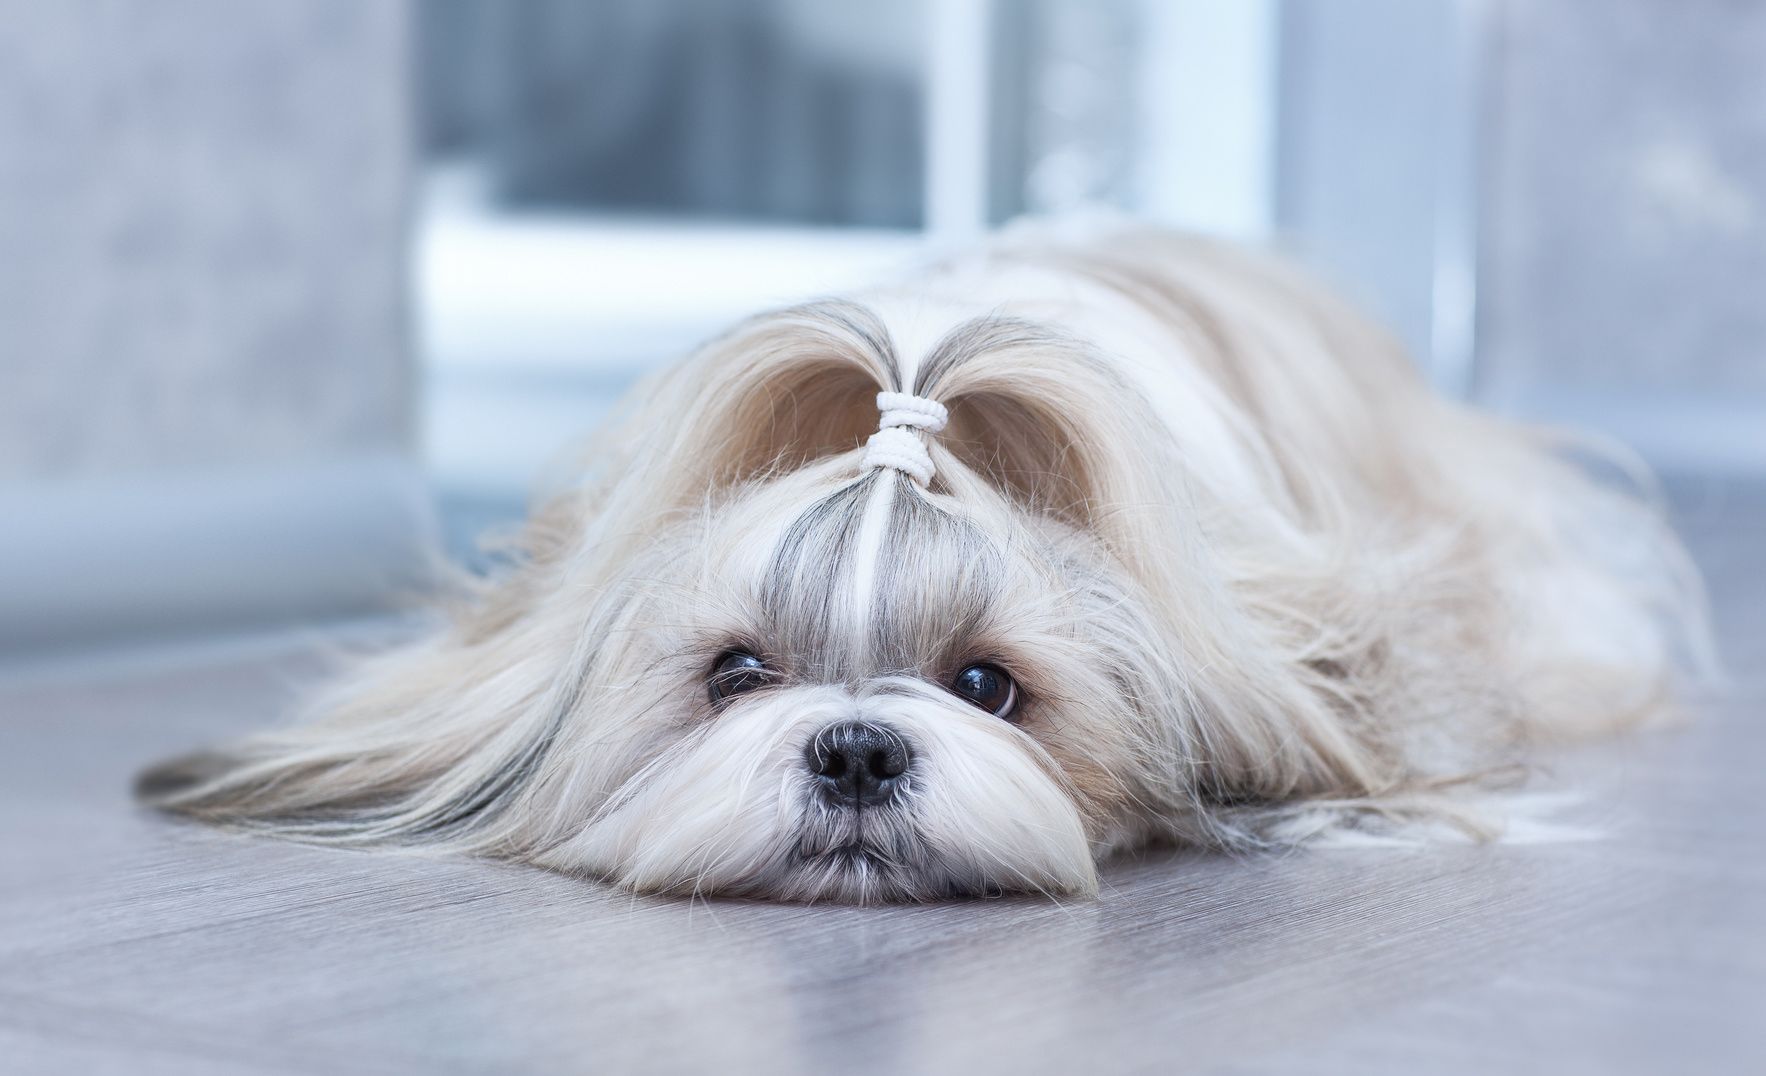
[[987, 0, 1142, 222], [419, 0, 926, 227]]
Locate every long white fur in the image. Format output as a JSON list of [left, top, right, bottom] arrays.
[[136, 223, 1711, 903]]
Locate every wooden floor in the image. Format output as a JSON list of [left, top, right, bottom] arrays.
[[3, 475, 1762, 1075]]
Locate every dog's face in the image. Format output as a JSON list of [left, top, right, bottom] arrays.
[[528, 462, 1174, 900]]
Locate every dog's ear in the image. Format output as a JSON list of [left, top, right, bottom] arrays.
[[135, 604, 591, 852]]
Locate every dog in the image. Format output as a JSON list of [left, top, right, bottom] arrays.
[[138, 223, 1708, 902]]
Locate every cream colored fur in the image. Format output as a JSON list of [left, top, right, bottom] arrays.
[[137, 224, 1710, 902]]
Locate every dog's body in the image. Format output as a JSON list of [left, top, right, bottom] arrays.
[[141, 224, 1706, 901]]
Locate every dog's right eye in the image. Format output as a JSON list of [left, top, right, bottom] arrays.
[[709, 650, 772, 704], [951, 662, 1020, 720]]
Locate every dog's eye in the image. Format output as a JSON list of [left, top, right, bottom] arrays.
[[709, 650, 772, 704], [951, 663, 1019, 720]]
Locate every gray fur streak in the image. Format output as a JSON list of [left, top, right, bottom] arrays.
[[869, 489, 1005, 676], [760, 475, 875, 680]]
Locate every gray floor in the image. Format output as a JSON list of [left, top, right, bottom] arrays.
[[3, 475, 1762, 1075]]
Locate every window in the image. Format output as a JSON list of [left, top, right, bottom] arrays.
[[416, 0, 1473, 506]]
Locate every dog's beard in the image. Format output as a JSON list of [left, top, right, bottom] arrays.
[[540, 682, 1097, 902]]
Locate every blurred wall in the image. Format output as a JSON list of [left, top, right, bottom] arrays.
[[0, 0, 411, 477], [1276, 0, 1476, 392], [0, 0, 425, 656], [1477, 0, 1766, 468]]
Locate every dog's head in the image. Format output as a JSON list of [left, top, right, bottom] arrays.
[[523, 444, 1160, 901], [140, 294, 1388, 902]]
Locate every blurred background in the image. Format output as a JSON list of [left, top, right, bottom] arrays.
[[2, 0, 1762, 666]]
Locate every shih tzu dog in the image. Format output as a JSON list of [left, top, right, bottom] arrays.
[[138, 224, 1707, 902]]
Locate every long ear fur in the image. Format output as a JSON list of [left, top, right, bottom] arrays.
[[135, 608, 595, 849]]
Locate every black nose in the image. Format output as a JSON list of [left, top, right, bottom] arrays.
[[806, 721, 911, 807]]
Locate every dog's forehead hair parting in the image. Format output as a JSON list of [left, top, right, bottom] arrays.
[[757, 304, 1029, 685], [847, 468, 897, 669]]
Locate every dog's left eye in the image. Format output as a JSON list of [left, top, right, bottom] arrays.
[[709, 650, 773, 704], [951, 663, 1019, 720]]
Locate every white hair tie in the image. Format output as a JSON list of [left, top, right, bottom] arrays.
[[875, 391, 948, 433], [863, 391, 947, 486]]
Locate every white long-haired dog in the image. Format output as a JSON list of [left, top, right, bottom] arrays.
[[139, 225, 1707, 902]]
